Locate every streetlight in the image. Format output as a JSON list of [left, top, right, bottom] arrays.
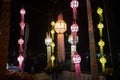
[[54, 13, 67, 63]]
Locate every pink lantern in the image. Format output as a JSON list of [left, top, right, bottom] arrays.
[[70, 0, 79, 8], [20, 21, 25, 35], [17, 54, 24, 70], [18, 38, 24, 52], [72, 52, 81, 77], [20, 8, 26, 22], [70, 0, 79, 21], [71, 23, 79, 35]]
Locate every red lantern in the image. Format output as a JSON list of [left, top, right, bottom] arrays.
[[18, 38, 24, 52]]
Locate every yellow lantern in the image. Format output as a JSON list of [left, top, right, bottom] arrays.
[[97, 22, 104, 37], [98, 39, 105, 47], [100, 56, 107, 72], [51, 55, 55, 67], [51, 42, 55, 53], [97, 7, 103, 21], [97, 7, 103, 15]]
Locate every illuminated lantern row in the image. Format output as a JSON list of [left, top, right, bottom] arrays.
[[97, 7, 106, 73], [17, 8, 26, 71]]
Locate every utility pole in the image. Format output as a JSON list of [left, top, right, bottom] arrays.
[[86, 0, 99, 80], [0, 0, 11, 79]]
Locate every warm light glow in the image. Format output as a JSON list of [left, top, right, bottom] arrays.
[[100, 56, 106, 64], [97, 22, 104, 29], [51, 55, 55, 67], [100, 56, 107, 72], [51, 29, 55, 40], [70, 0, 79, 8], [55, 13, 67, 33], [97, 7, 103, 15], [45, 32, 52, 46], [51, 21, 55, 26], [51, 42, 55, 53], [98, 39, 105, 47]]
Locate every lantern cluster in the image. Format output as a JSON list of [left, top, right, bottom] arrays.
[[17, 8, 26, 71], [97, 7, 107, 73]]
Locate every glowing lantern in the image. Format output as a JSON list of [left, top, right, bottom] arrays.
[[45, 32, 52, 63], [70, 0, 79, 8], [51, 42, 55, 53], [20, 21, 25, 35], [51, 55, 55, 67], [17, 54, 24, 71], [54, 13, 67, 34], [20, 8, 26, 22], [97, 22, 104, 37], [98, 39, 105, 55], [45, 32, 52, 46], [70, 0, 79, 21], [51, 29, 55, 40], [72, 52, 81, 77], [97, 7, 103, 21], [100, 56, 107, 72], [98, 39, 105, 47], [51, 21, 55, 27], [55, 13, 67, 62], [18, 38, 24, 52], [71, 23, 79, 35]]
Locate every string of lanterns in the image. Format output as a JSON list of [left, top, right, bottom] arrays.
[[69, 0, 81, 78], [97, 7, 107, 73], [17, 8, 26, 71]]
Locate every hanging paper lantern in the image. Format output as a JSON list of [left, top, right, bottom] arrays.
[[55, 13, 67, 34], [20, 8, 26, 22], [45, 32, 52, 46], [68, 34, 78, 45], [73, 52, 81, 64], [72, 52, 81, 77], [17, 54, 24, 70], [18, 38, 24, 52], [70, 0, 79, 21], [51, 55, 55, 67], [98, 39, 105, 47], [100, 56, 107, 64], [71, 23, 79, 35], [20, 21, 25, 35], [70, 0, 79, 8]]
